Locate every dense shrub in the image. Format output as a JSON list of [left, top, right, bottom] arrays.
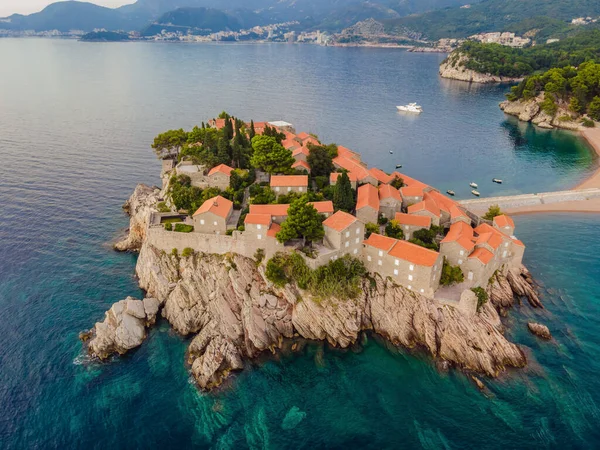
[[254, 248, 265, 264], [482, 205, 502, 221], [440, 259, 465, 286], [582, 117, 596, 128], [385, 220, 404, 240], [174, 223, 194, 233], [365, 223, 379, 238], [471, 287, 489, 312], [265, 252, 366, 301], [181, 247, 194, 258], [157, 201, 170, 213], [164, 223, 172, 231]]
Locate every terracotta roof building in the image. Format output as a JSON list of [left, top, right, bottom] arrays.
[[323, 211, 364, 257], [356, 183, 380, 224], [192, 195, 233, 235], [270, 175, 308, 196], [394, 212, 431, 240]]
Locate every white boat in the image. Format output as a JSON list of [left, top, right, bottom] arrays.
[[396, 103, 423, 114], [471, 190, 480, 197], [447, 190, 455, 196], [469, 182, 478, 188], [493, 178, 503, 184]]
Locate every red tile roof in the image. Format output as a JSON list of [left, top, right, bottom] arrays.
[[282, 139, 300, 150], [469, 247, 494, 264], [249, 201, 331, 217], [364, 233, 396, 252], [369, 167, 394, 184], [356, 183, 380, 210], [330, 172, 358, 183], [292, 160, 310, 171], [389, 240, 440, 267], [511, 237, 525, 247], [427, 190, 459, 214], [474, 223, 504, 249], [270, 175, 308, 187], [379, 184, 402, 202], [292, 146, 310, 157], [249, 204, 289, 217], [400, 186, 425, 198], [337, 145, 361, 161], [394, 212, 431, 228], [267, 222, 281, 238], [391, 172, 429, 189], [493, 214, 515, 229], [450, 205, 469, 220], [208, 164, 234, 177], [407, 193, 441, 217], [296, 132, 311, 141], [244, 214, 272, 225], [333, 156, 370, 181], [193, 195, 233, 218], [323, 210, 358, 232], [441, 222, 475, 251], [310, 201, 334, 214], [304, 137, 320, 147]]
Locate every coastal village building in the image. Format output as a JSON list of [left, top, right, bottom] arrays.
[[363, 234, 443, 297], [270, 175, 309, 196], [155, 119, 527, 306], [192, 195, 233, 235], [378, 184, 403, 219], [322, 211, 365, 258], [207, 164, 234, 190], [356, 183, 380, 224], [394, 212, 431, 240]]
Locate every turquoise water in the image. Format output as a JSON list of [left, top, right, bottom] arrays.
[[1, 39, 600, 448]]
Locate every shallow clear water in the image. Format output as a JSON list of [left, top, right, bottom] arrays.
[[1, 39, 599, 448]]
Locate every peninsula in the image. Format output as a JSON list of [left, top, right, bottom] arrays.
[[82, 114, 542, 391]]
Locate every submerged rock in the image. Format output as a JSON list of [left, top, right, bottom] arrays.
[[528, 322, 552, 340], [83, 296, 159, 359]]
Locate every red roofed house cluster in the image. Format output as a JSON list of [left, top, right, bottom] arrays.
[[160, 119, 527, 303]]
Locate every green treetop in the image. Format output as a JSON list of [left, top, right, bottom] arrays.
[[482, 205, 503, 221], [250, 135, 295, 174], [276, 195, 325, 246], [307, 144, 335, 178], [332, 171, 355, 212], [152, 129, 188, 159]]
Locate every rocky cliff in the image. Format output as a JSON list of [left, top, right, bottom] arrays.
[[439, 52, 523, 84], [114, 184, 162, 252], [84, 185, 542, 391], [500, 95, 584, 130]]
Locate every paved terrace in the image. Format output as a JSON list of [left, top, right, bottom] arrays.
[[458, 188, 600, 215]]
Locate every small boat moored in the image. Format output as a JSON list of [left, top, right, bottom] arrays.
[[396, 103, 423, 114], [493, 178, 503, 184], [447, 190, 455, 196], [389, 151, 394, 154], [469, 182, 478, 188], [395, 164, 403, 169], [471, 190, 480, 197]]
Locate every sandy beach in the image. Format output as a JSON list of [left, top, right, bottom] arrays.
[[498, 127, 600, 216]]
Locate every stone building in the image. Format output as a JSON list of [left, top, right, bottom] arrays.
[[378, 184, 403, 219], [330, 171, 358, 189], [393, 212, 431, 240], [270, 175, 309, 196], [192, 195, 233, 235], [493, 214, 515, 236], [322, 210, 364, 257], [207, 164, 234, 190], [363, 233, 443, 298], [356, 183, 379, 224], [407, 193, 441, 226]]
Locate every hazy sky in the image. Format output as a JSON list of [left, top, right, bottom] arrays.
[[0, 0, 135, 16]]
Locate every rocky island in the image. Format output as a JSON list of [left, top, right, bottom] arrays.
[[83, 115, 542, 390]]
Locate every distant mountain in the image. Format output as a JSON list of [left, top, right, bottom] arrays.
[[0, 0, 480, 33], [385, 0, 600, 41], [0, 1, 138, 32], [140, 7, 248, 36]]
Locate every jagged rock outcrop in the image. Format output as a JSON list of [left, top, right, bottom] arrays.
[[439, 53, 523, 84], [507, 266, 542, 308], [83, 296, 160, 359], [528, 322, 552, 340], [500, 95, 585, 131], [114, 184, 161, 252], [131, 242, 527, 389]]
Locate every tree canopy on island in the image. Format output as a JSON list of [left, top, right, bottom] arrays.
[[250, 135, 295, 174], [276, 196, 324, 246], [152, 129, 188, 159], [332, 171, 355, 212], [307, 143, 337, 178]]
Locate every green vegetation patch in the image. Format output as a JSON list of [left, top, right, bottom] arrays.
[[440, 258, 465, 286], [174, 224, 194, 233], [471, 287, 489, 312], [265, 252, 366, 301]]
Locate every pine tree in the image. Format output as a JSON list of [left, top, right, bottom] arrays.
[[276, 196, 324, 246], [223, 118, 234, 141], [333, 172, 355, 212]]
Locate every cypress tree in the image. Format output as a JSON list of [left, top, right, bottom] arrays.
[[333, 172, 355, 212], [249, 120, 256, 140]]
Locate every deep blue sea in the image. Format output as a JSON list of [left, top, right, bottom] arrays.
[[0, 38, 599, 449]]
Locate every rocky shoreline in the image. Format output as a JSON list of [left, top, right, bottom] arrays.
[[499, 94, 589, 131], [82, 184, 544, 390], [439, 53, 523, 84]]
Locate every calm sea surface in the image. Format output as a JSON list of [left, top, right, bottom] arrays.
[[0, 38, 599, 448]]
